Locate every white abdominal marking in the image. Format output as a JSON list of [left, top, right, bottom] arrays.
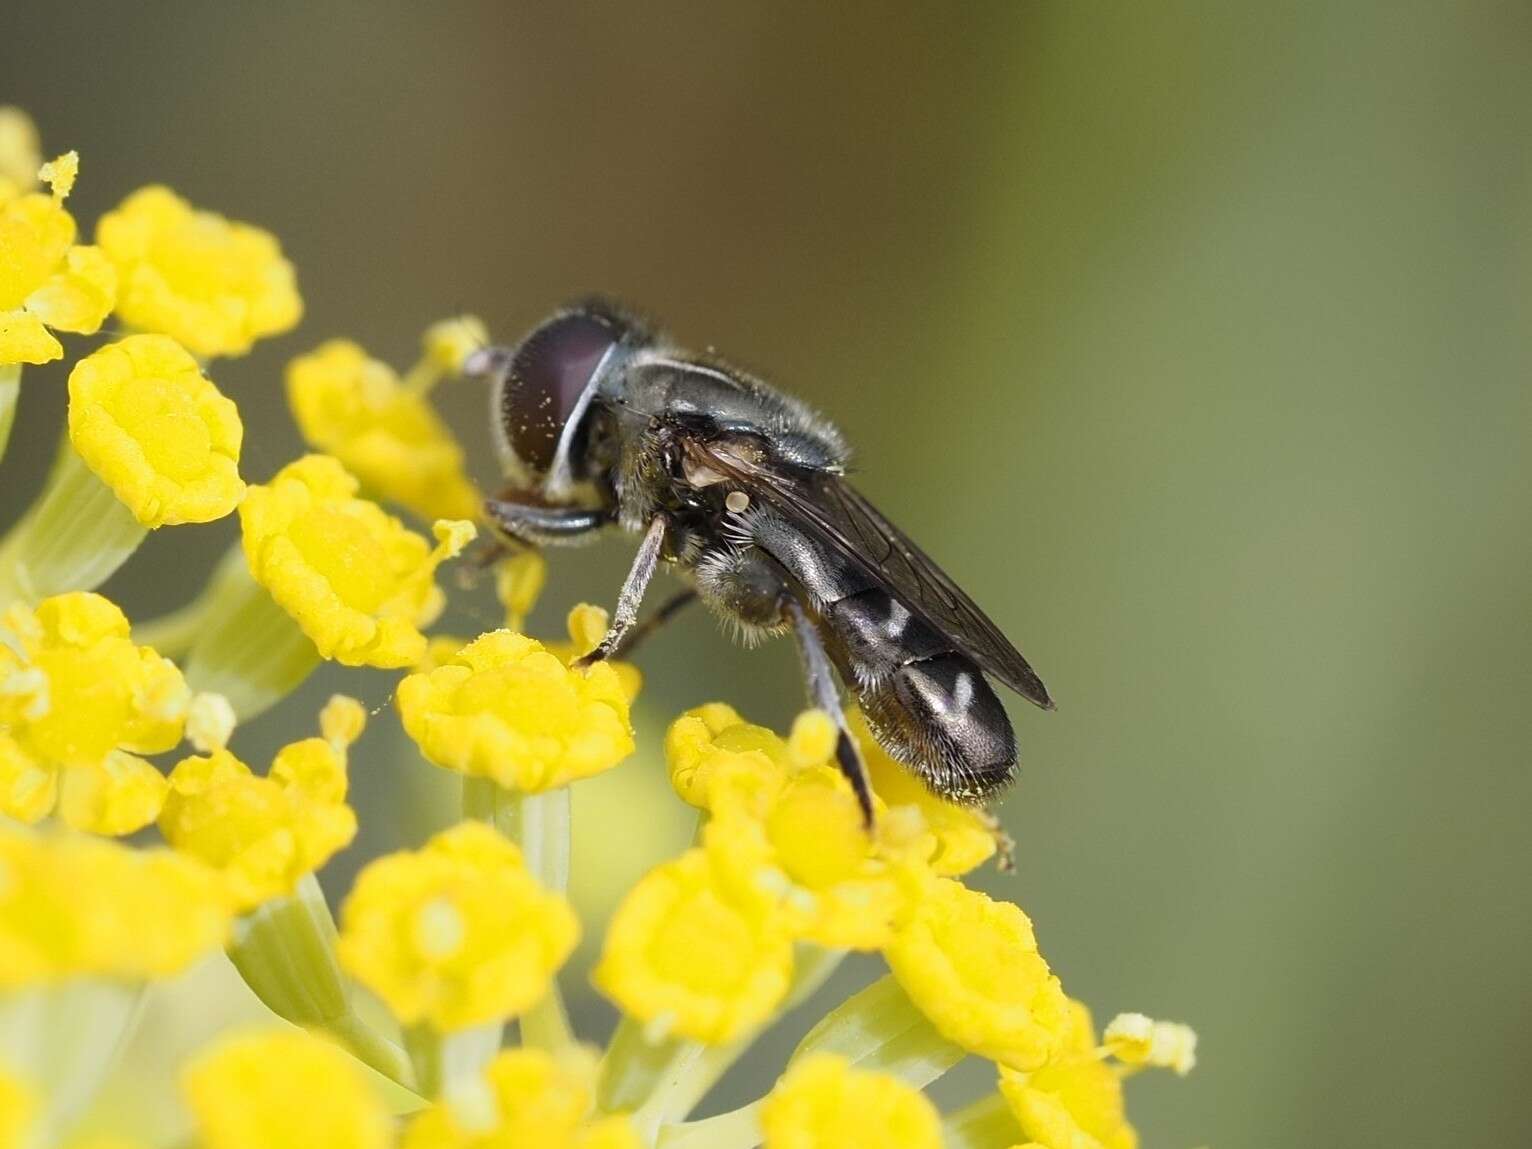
[[886, 599, 911, 637], [953, 672, 976, 712]]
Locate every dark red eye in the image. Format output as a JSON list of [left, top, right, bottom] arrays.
[[496, 311, 621, 475]]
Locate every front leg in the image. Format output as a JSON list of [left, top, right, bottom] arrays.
[[484, 494, 613, 547], [572, 516, 668, 669]]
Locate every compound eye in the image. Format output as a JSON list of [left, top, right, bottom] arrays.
[[496, 310, 622, 475]]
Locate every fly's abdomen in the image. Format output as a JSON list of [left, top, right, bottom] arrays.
[[824, 588, 1017, 804]]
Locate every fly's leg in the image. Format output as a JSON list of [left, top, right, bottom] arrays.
[[573, 516, 668, 669], [787, 598, 875, 829], [484, 497, 614, 545], [608, 588, 698, 660]]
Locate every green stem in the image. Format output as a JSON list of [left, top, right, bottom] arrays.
[[183, 551, 321, 720], [134, 543, 249, 656], [0, 364, 19, 465], [941, 1092, 1022, 1149], [655, 1100, 762, 1149], [0, 435, 146, 604], [463, 778, 574, 1054], [789, 973, 965, 1087], [404, 1022, 443, 1099], [598, 1015, 702, 1117], [661, 944, 847, 1122], [226, 874, 412, 1088]]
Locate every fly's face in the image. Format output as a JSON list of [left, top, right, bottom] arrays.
[[467, 301, 642, 501]]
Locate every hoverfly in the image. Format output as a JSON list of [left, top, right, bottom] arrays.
[[466, 300, 1052, 824]]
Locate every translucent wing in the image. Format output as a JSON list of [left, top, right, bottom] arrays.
[[697, 442, 1054, 709]]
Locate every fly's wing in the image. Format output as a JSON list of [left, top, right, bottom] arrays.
[[697, 442, 1054, 709]]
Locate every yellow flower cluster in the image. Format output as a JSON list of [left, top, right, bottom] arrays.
[[95, 185, 301, 359], [397, 630, 634, 792], [68, 334, 246, 527], [760, 1053, 942, 1149], [0, 592, 188, 834], [182, 1029, 390, 1149], [158, 696, 365, 911], [0, 826, 229, 988], [337, 821, 579, 1031], [0, 107, 1199, 1149], [0, 146, 115, 365], [286, 335, 481, 522], [403, 1049, 638, 1149], [592, 704, 1026, 1046], [239, 454, 474, 667]]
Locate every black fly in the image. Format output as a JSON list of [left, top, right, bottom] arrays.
[[467, 300, 1053, 826]]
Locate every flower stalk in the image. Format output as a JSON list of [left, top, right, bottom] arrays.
[[226, 873, 411, 1088], [940, 1092, 1021, 1149], [0, 436, 146, 604], [462, 776, 574, 1053], [182, 553, 322, 720], [0, 364, 19, 463]]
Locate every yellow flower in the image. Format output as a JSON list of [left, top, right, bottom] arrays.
[[884, 877, 1070, 1072], [0, 160, 116, 365], [158, 698, 364, 912], [68, 335, 245, 527], [760, 1053, 942, 1149], [1102, 1012, 1198, 1076], [0, 827, 230, 988], [337, 821, 579, 1032], [705, 763, 926, 951], [402, 1048, 639, 1149], [0, 1064, 35, 1149], [494, 550, 546, 632], [853, 710, 998, 876], [0, 592, 188, 834], [0, 106, 41, 199], [182, 1028, 390, 1149], [240, 454, 474, 667], [397, 629, 633, 792], [999, 1000, 1138, 1149], [95, 186, 301, 359], [419, 314, 490, 377], [663, 704, 790, 811], [286, 338, 480, 521], [593, 847, 793, 1044]]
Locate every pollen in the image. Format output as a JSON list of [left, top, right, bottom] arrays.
[[725, 489, 750, 513]]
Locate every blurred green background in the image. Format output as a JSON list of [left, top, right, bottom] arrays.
[[5, 2, 1532, 1145]]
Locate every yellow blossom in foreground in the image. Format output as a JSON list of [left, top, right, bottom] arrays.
[[1103, 1012, 1198, 1076], [95, 185, 301, 359], [0, 106, 41, 198], [420, 314, 489, 376], [398, 629, 633, 792], [705, 763, 926, 951], [286, 338, 480, 521], [0, 1065, 34, 1149], [664, 703, 790, 811], [337, 821, 579, 1031], [158, 699, 364, 911], [0, 828, 229, 988], [884, 877, 1070, 1072], [240, 454, 473, 667], [182, 1029, 390, 1149], [403, 1048, 639, 1149], [852, 710, 998, 876], [760, 1053, 942, 1149], [68, 335, 245, 527], [593, 847, 793, 1044], [0, 592, 187, 834], [0, 163, 116, 365], [999, 1000, 1138, 1149]]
